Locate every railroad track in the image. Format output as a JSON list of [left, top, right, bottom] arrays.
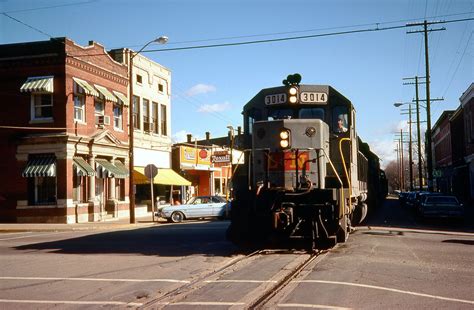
[[142, 248, 326, 309]]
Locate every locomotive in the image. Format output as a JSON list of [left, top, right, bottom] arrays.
[[227, 74, 387, 249]]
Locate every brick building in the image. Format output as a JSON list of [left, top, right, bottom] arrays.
[[431, 83, 474, 205], [460, 83, 474, 204], [0, 38, 131, 223], [432, 110, 455, 192]]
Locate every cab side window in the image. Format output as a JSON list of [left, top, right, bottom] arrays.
[[333, 106, 348, 134]]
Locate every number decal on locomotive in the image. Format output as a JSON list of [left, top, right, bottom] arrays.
[[300, 92, 327, 103], [265, 93, 287, 105]]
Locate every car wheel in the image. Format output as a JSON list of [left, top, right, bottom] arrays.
[[171, 211, 185, 223]]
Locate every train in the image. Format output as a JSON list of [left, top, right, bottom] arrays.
[[227, 74, 387, 250]]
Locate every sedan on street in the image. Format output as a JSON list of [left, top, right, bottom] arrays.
[[418, 195, 464, 219], [157, 196, 230, 223]]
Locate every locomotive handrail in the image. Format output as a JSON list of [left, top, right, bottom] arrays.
[[321, 148, 345, 219], [339, 138, 352, 198], [339, 138, 352, 218]]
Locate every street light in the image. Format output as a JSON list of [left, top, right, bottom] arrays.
[[128, 36, 168, 224]]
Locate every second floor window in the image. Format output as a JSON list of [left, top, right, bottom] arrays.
[[113, 104, 123, 130], [136, 74, 143, 84], [31, 94, 53, 120], [142, 99, 150, 124], [152, 102, 159, 134], [74, 93, 85, 122], [133, 95, 140, 129], [160, 104, 167, 136], [95, 98, 104, 116]]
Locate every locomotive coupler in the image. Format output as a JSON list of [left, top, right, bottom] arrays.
[[272, 202, 294, 230]]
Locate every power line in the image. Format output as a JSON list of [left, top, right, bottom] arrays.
[[0, 1, 96, 14], [443, 30, 473, 97], [1, 13, 54, 39], [117, 11, 474, 49], [66, 17, 474, 58]]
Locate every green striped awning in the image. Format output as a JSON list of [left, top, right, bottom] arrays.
[[73, 77, 100, 97], [73, 157, 95, 176], [22, 155, 56, 177], [114, 161, 130, 177], [112, 91, 129, 106], [95, 158, 128, 178], [20, 76, 54, 93], [94, 85, 118, 103]]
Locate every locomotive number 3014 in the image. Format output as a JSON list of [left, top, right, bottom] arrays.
[[300, 92, 327, 103], [265, 93, 287, 105]]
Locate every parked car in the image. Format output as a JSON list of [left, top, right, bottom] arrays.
[[157, 196, 230, 223], [418, 195, 464, 219], [398, 191, 411, 206]]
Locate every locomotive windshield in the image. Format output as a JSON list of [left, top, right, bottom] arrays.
[[299, 107, 325, 120], [268, 108, 293, 120], [267, 107, 325, 121]]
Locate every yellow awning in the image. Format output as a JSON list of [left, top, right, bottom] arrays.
[[112, 91, 129, 106], [94, 84, 118, 103], [20, 76, 54, 93], [73, 77, 99, 97], [134, 167, 191, 186]]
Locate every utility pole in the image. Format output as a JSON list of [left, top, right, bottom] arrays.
[[404, 105, 414, 191], [403, 76, 426, 191], [407, 20, 445, 191]]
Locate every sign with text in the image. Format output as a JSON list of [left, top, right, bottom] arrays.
[[179, 146, 211, 167]]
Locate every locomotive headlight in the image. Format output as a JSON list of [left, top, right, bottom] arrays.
[[279, 129, 290, 148], [288, 86, 298, 104], [280, 131, 289, 140]]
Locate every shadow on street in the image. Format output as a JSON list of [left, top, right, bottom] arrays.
[[364, 196, 474, 234], [14, 221, 240, 257]]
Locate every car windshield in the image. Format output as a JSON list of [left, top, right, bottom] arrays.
[[426, 196, 459, 204], [186, 196, 225, 204]]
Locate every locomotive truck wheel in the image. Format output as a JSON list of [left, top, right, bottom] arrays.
[[170, 211, 185, 223]]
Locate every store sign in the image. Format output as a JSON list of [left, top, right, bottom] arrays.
[[211, 151, 230, 164], [180, 146, 211, 166]]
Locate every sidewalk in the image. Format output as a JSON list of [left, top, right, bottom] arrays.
[[0, 213, 165, 233]]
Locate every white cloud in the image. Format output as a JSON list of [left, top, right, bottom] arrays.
[[172, 130, 189, 143], [172, 130, 203, 143], [367, 138, 399, 169], [197, 102, 231, 113], [185, 84, 216, 97]]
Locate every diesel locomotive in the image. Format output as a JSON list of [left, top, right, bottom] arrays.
[[227, 74, 387, 249]]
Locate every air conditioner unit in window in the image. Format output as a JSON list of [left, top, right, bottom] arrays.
[[96, 115, 110, 126], [143, 122, 154, 133]]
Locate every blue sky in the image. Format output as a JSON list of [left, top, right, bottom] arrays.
[[1, 0, 472, 166]]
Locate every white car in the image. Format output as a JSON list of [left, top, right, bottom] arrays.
[[157, 196, 230, 223]]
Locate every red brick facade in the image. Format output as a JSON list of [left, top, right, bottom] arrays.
[[0, 38, 132, 223]]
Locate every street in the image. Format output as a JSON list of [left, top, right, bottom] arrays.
[[1, 198, 473, 309]]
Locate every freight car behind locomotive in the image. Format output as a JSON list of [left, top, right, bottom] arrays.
[[227, 75, 386, 249]]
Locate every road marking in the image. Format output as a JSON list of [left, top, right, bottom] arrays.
[[0, 299, 143, 306], [0, 232, 32, 236], [0, 231, 69, 241], [278, 303, 352, 309], [156, 301, 246, 306], [0, 276, 190, 283], [295, 280, 474, 305], [205, 279, 278, 283]]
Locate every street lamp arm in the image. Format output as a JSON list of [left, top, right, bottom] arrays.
[[131, 36, 169, 60]]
